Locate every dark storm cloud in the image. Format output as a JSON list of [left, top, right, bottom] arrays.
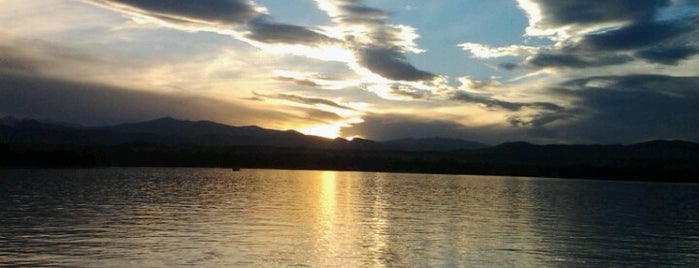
[[253, 92, 354, 110], [635, 46, 699, 65], [526, 53, 633, 69], [550, 75, 699, 143], [528, 0, 671, 27], [88, 0, 262, 25], [358, 47, 436, 81]]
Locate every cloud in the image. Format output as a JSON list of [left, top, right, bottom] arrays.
[[507, 113, 571, 128], [550, 74, 699, 143], [0, 48, 39, 75], [314, 0, 437, 82], [86, 0, 438, 99], [389, 85, 431, 100], [339, 113, 564, 144], [304, 108, 343, 122], [458, 43, 539, 59], [458, 76, 503, 91], [579, 20, 694, 51], [274, 76, 321, 88], [11, 0, 698, 145], [357, 47, 435, 81], [85, 0, 264, 26], [505, 0, 699, 70], [449, 76, 566, 128], [452, 91, 525, 111], [0, 39, 327, 128], [0, 38, 106, 77], [452, 77, 562, 112], [635, 46, 699, 65], [498, 62, 519, 70], [526, 53, 634, 68], [314, 0, 389, 23], [246, 19, 338, 45], [461, 1, 695, 69], [85, 0, 338, 48], [272, 70, 361, 90], [517, 0, 671, 35], [340, 113, 478, 141], [451, 91, 562, 112], [253, 92, 354, 110], [0, 72, 293, 126], [354, 74, 699, 144]]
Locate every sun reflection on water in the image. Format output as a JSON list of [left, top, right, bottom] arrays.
[[1, 169, 697, 267], [319, 171, 337, 230]]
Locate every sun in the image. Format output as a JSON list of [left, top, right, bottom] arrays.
[[301, 124, 341, 139]]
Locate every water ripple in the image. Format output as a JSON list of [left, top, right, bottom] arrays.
[[1, 168, 698, 267]]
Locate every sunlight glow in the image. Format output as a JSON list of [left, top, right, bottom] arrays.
[[301, 124, 342, 139], [244, 39, 355, 63]]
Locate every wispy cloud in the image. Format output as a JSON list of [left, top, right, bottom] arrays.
[[253, 92, 355, 111], [463, 0, 699, 72], [82, 0, 440, 104], [312, 0, 437, 82], [84, 0, 265, 27], [459, 43, 539, 59]]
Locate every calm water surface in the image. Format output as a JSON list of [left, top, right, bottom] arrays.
[[0, 168, 697, 267]]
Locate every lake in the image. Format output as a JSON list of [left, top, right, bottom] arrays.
[[0, 168, 697, 267]]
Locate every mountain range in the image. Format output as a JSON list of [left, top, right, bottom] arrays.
[[2, 116, 698, 181], [0, 116, 488, 151]]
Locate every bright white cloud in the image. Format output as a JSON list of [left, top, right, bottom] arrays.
[[459, 43, 539, 59]]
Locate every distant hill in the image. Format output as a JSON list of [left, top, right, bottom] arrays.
[[98, 117, 338, 148], [0, 116, 482, 151], [449, 140, 699, 180], [0, 116, 19, 126], [0, 116, 359, 149], [383, 137, 488, 151], [3, 116, 699, 181]]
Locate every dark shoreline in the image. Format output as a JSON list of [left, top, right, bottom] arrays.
[[3, 144, 698, 183]]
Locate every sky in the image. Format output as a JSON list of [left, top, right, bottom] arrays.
[[1, 0, 698, 144]]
